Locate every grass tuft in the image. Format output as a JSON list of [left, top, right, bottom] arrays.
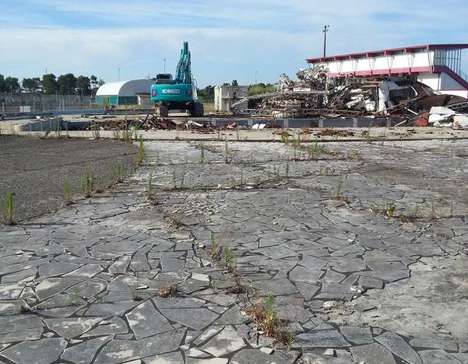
[[63, 179, 73, 205], [137, 136, 145, 166], [245, 295, 293, 346], [223, 247, 235, 272], [2, 192, 15, 225], [80, 167, 94, 198], [112, 161, 125, 184], [146, 171, 155, 201], [307, 141, 329, 160]]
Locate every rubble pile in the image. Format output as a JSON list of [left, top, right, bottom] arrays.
[[257, 67, 328, 118], [88, 114, 216, 132], [254, 65, 468, 128]]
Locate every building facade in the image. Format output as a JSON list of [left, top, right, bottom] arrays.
[[307, 44, 468, 98], [214, 85, 249, 112]]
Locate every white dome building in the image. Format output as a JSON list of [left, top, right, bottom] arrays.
[[96, 79, 154, 106]]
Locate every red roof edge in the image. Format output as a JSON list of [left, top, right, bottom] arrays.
[[307, 44, 468, 64]]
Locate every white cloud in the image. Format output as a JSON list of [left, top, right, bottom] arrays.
[[0, 0, 467, 86]]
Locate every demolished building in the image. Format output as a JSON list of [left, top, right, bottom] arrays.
[[240, 44, 468, 128]]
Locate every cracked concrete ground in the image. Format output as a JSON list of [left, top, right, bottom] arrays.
[[0, 137, 467, 364]]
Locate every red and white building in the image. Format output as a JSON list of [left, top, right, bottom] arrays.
[[307, 44, 468, 98]]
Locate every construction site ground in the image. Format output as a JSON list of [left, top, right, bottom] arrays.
[[0, 136, 137, 222], [0, 130, 467, 364]]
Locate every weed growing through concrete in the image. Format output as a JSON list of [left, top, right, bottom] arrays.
[[209, 232, 219, 258], [122, 127, 132, 143], [226, 273, 246, 295], [146, 172, 155, 201], [246, 295, 293, 346], [384, 203, 396, 218], [137, 136, 145, 166], [168, 212, 184, 230], [112, 161, 125, 184], [307, 141, 329, 160], [320, 166, 333, 176], [370, 202, 396, 219], [133, 126, 140, 141], [2, 192, 15, 225], [224, 138, 230, 164], [158, 285, 177, 298], [172, 170, 177, 189], [80, 168, 94, 198], [334, 177, 350, 203], [348, 150, 362, 160], [280, 131, 291, 144], [292, 136, 302, 159], [200, 143, 205, 164], [63, 179, 73, 205], [223, 247, 235, 272]]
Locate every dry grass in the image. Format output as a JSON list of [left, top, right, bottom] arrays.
[[158, 286, 177, 298], [245, 295, 293, 346]]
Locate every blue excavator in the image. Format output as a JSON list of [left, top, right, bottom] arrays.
[[151, 42, 204, 117]]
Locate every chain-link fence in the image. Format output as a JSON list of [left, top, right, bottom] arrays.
[[0, 94, 104, 114]]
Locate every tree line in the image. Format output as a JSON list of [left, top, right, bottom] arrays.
[[0, 74, 105, 96], [197, 82, 277, 103]]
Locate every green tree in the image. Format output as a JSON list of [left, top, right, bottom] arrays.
[[22, 77, 41, 92], [90, 75, 98, 90], [76, 76, 91, 96], [248, 83, 276, 96], [197, 85, 214, 103], [42, 74, 58, 94], [4, 77, 20, 94], [0, 75, 5, 93], [58, 73, 77, 95]]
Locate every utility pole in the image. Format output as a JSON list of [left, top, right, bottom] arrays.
[[163, 58, 167, 73], [118, 68, 121, 81], [323, 25, 330, 57], [255, 70, 259, 84]]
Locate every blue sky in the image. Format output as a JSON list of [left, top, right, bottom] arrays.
[[0, 0, 467, 87]]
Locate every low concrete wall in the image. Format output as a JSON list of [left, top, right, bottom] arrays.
[[0, 118, 65, 133], [208, 117, 395, 129], [2, 127, 468, 143]]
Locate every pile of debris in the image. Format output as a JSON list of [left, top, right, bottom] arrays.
[[427, 105, 468, 129], [87, 114, 216, 132], [250, 65, 468, 127], [257, 67, 328, 118]]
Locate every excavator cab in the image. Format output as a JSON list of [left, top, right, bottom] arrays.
[[151, 42, 204, 117]]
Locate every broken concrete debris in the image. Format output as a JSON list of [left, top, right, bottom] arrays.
[[429, 106, 468, 129], [241, 65, 468, 127]]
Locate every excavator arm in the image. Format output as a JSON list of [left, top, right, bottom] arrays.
[[175, 42, 192, 85]]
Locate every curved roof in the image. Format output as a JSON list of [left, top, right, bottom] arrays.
[[96, 79, 154, 97]]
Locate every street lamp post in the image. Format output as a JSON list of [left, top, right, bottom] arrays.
[[323, 25, 330, 58]]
